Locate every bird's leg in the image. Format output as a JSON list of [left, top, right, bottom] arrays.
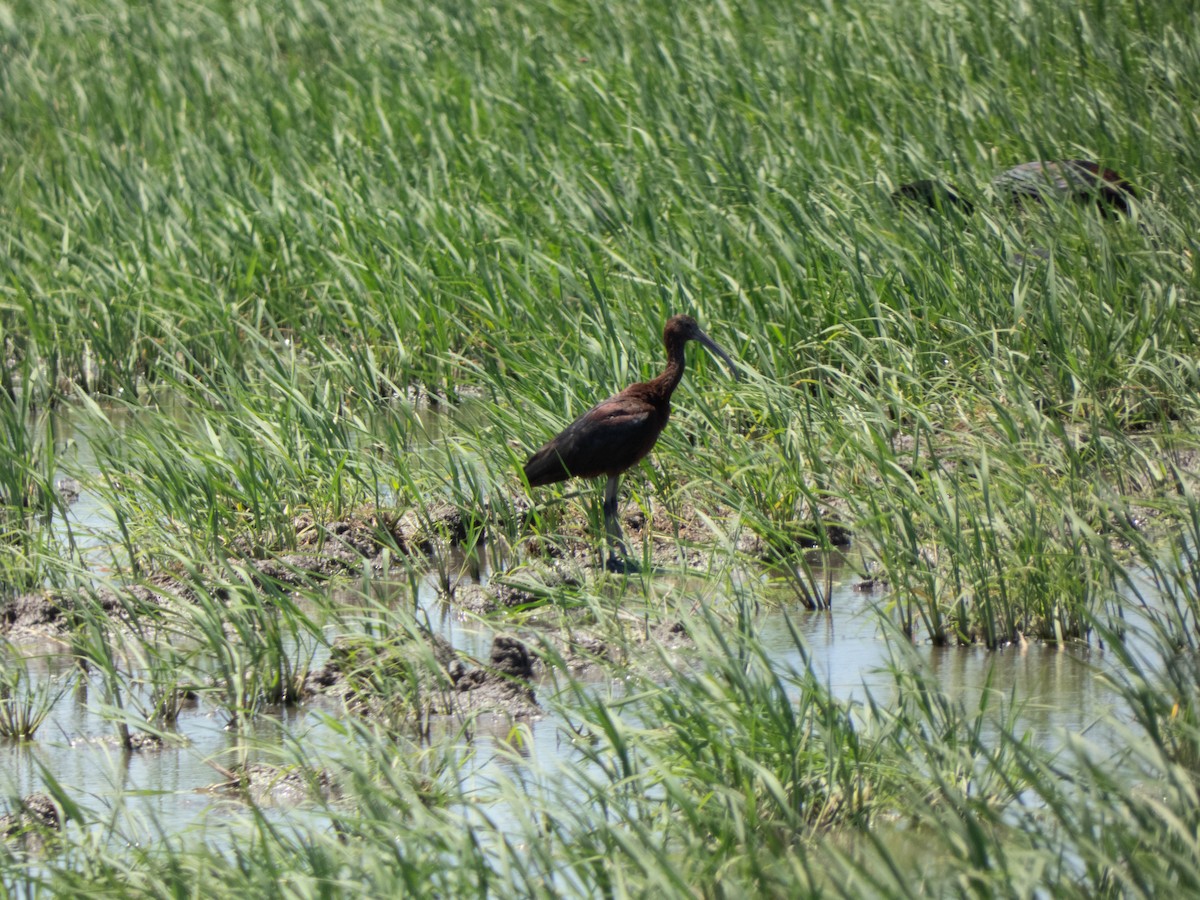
[[602, 474, 632, 567]]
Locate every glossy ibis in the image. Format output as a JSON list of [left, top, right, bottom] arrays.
[[523, 314, 739, 568], [892, 159, 1138, 217], [992, 160, 1138, 217]]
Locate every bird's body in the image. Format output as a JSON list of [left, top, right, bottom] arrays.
[[523, 389, 669, 486], [524, 314, 738, 566], [892, 159, 1138, 218], [991, 160, 1138, 217]]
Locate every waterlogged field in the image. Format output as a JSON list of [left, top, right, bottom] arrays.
[[2, 0, 1200, 894]]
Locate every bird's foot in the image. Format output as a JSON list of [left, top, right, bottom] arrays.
[[605, 552, 640, 574]]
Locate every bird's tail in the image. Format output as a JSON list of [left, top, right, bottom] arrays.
[[523, 446, 572, 486]]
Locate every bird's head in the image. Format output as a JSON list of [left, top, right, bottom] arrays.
[[665, 314, 741, 381]]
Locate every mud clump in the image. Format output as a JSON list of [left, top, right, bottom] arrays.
[[204, 763, 339, 807], [2, 591, 73, 638], [397, 501, 482, 553], [452, 636, 539, 715], [246, 512, 412, 588], [1, 581, 176, 641], [71, 731, 178, 752], [536, 633, 613, 670], [0, 508, 425, 639], [239, 504, 503, 589], [532, 620, 692, 673], [449, 560, 585, 614], [306, 629, 461, 698], [750, 520, 854, 563], [306, 631, 539, 720], [522, 499, 795, 572], [249, 552, 361, 587], [0, 794, 60, 838], [55, 478, 82, 505]]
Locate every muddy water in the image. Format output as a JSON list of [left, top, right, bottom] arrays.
[[767, 583, 1119, 742], [0, 402, 1137, 839], [0, 554, 1129, 840], [2, 653, 329, 832]]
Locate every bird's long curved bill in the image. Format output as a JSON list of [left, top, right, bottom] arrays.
[[697, 331, 742, 381]]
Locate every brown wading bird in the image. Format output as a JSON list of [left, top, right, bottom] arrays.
[[993, 160, 1138, 216], [893, 159, 1139, 217], [523, 314, 740, 569]]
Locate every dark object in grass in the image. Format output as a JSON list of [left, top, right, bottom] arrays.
[[523, 315, 740, 570], [993, 160, 1138, 217], [893, 159, 1138, 218], [891, 178, 975, 215], [0, 794, 60, 838]]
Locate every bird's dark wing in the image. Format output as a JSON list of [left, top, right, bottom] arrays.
[[524, 395, 662, 485], [892, 179, 974, 215]]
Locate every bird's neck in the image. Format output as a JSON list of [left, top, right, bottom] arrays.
[[647, 340, 687, 400]]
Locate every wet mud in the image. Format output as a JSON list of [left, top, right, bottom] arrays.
[[1, 507, 427, 641], [0, 793, 61, 839], [305, 631, 540, 719], [203, 763, 339, 807], [1, 490, 784, 635], [70, 731, 177, 752], [534, 620, 692, 672], [0, 493, 816, 726]]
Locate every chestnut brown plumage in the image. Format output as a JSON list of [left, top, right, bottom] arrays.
[[892, 159, 1138, 218], [524, 314, 739, 566], [991, 160, 1138, 217]]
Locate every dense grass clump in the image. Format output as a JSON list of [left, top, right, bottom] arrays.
[[1, 0, 1200, 893]]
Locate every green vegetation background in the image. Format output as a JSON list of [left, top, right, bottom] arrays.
[[2, 0, 1200, 894]]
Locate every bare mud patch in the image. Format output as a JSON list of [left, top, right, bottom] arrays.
[[305, 630, 539, 721], [395, 499, 505, 555], [0, 508, 420, 639], [531, 620, 693, 673], [523, 495, 851, 573], [203, 763, 339, 807], [0, 489, 818, 642], [55, 477, 82, 505], [1, 577, 185, 641], [240, 511, 414, 586], [521, 501, 753, 570], [0, 793, 61, 840], [447, 559, 587, 615], [69, 731, 181, 752]]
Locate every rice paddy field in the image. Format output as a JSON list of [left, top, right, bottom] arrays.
[[2, 0, 1200, 894]]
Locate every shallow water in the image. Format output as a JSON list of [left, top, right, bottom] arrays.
[[769, 583, 1120, 740], [0, 402, 1156, 842], [0, 554, 1140, 843]]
